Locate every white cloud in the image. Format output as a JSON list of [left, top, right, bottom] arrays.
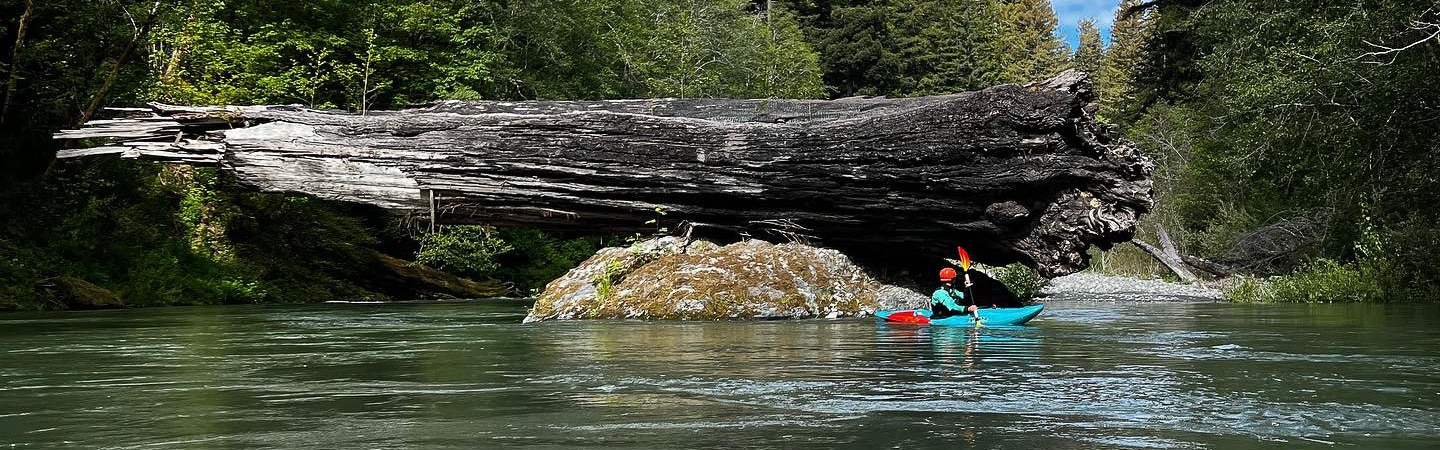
[[1051, 0, 1122, 50]]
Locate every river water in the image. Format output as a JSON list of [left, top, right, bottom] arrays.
[[1, 300, 1437, 449]]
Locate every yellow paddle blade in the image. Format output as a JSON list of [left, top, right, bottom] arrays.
[[957, 246, 971, 271]]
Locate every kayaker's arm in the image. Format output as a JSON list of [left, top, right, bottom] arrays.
[[938, 288, 977, 314]]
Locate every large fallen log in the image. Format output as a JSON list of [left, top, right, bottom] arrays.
[[54, 70, 1152, 277]]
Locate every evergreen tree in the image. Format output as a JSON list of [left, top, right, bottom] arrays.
[[1097, 0, 1154, 124], [1071, 18, 1104, 76], [740, 2, 826, 98], [780, 0, 1012, 97], [1129, 0, 1211, 104], [993, 0, 1069, 83], [895, 0, 1005, 94], [808, 1, 907, 97], [626, 0, 823, 98]]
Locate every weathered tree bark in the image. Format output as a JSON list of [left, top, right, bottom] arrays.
[[53, 70, 1153, 277]]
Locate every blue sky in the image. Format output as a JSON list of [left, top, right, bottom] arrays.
[[1052, 0, 1122, 50]]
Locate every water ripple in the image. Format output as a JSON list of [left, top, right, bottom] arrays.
[[0, 301, 1436, 449]]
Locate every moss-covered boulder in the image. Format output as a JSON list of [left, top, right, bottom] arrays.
[[49, 276, 124, 309], [524, 237, 927, 322]]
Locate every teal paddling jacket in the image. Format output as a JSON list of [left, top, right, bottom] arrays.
[[931, 286, 967, 312]]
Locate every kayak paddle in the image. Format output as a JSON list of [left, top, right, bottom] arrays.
[[958, 246, 982, 327]]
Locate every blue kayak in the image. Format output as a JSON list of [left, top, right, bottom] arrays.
[[876, 304, 1045, 326]]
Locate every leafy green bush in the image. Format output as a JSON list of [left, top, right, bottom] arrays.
[[217, 278, 266, 303], [1225, 257, 1398, 303], [491, 228, 604, 295], [415, 225, 513, 280], [1377, 222, 1440, 301], [0, 240, 42, 310], [991, 264, 1048, 300]]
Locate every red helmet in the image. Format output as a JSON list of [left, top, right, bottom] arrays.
[[939, 268, 958, 282]]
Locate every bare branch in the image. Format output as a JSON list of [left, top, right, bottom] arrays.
[[1359, 7, 1440, 65]]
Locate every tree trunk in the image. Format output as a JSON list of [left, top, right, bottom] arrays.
[[76, 1, 162, 127], [1182, 254, 1234, 278], [54, 70, 1154, 277], [160, 2, 200, 84], [1130, 237, 1197, 283], [2, 0, 36, 123]]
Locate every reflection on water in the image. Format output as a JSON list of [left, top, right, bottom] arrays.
[[0, 301, 1437, 449]]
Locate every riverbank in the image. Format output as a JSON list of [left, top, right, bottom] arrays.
[[1041, 273, 1224, 303]]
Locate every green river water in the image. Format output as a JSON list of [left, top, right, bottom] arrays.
[[1, 300, 1437, 449]]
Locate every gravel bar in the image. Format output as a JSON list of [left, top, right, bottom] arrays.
[[1041, 273, 1224, 303]]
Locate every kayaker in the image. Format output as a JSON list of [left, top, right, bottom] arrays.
[[932, 268, 976, 319]]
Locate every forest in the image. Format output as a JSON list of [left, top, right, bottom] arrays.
[[1, 0, 1437, 309]]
